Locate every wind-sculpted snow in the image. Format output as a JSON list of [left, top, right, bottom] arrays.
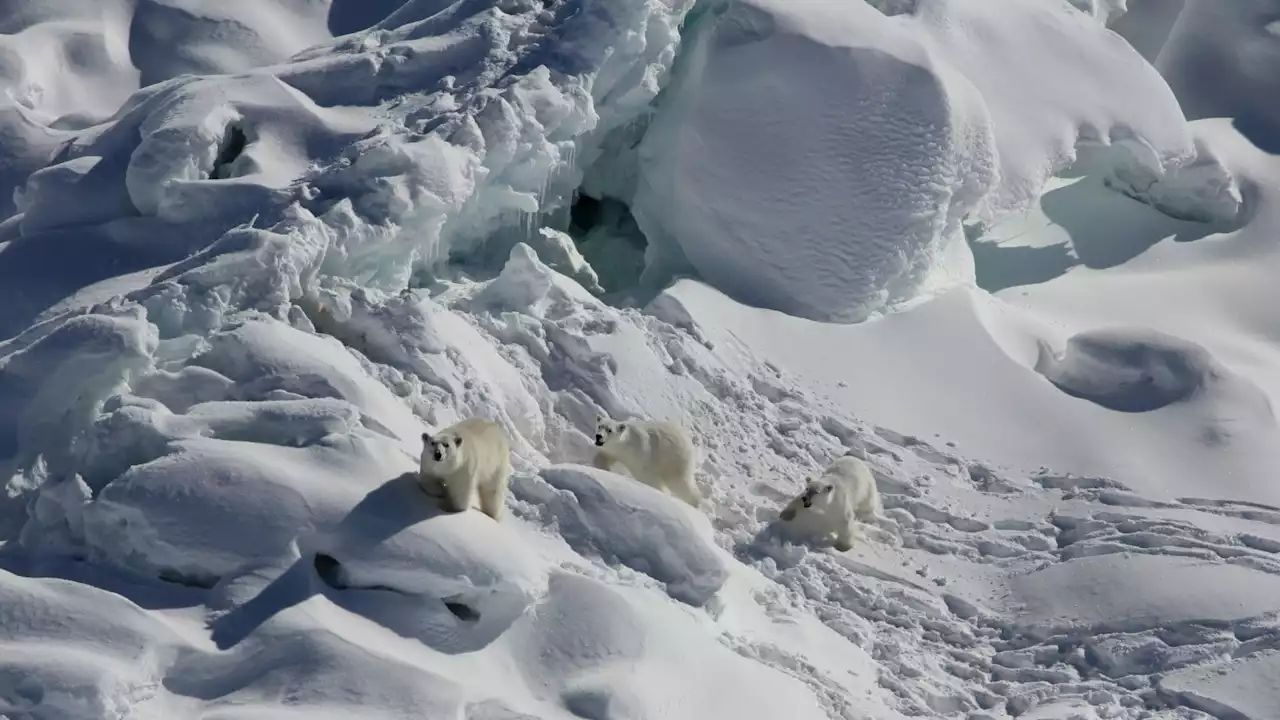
[[630, 0, 1195, 323], [633, 0, 998, 322]]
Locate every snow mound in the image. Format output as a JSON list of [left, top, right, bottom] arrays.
[[513, 464, 727, 606], [631, 0, 1194, 322], [0, 310, 158, 477], [308, 473, 545, 654], [507, 571, 829, 720], [0, 569, 192, 718]]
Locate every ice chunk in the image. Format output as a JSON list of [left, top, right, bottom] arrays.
[[530, 228, 604, 296], [1104, 135, 1244, 226], [473, 243, 601, 317]]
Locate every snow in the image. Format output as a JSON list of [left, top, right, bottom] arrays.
[[628, 0, 1193, 322], [2, 0, 1280, 719]]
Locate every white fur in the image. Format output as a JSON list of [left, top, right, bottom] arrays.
[[420, 417, 513, 521], [593, 413, 701, 508], [779, 455, 883, 551]]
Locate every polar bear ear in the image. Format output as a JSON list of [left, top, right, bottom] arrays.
[[454, 435, 463, 447], [421, 432, 432, 444], [616, 422, 627, 432]]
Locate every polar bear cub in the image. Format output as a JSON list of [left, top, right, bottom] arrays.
[[779, 455, 883, 551], [593, 413, 701, 508], [420, 417, 513, 521]]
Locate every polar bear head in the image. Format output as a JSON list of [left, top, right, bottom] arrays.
[[422, 430, 465, 470], [798, 477, 836, 509], [594, 414, 628, 447]]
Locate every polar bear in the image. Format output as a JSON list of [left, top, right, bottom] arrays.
[[420, 417, 513, 521], [592, 413, 701, 508], [779, 455, 882, 551]]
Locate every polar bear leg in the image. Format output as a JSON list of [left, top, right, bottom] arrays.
[[441, 476, 473, 513], [592, 448, 618, 472], [419, 473, 446, 498], [833, 520, 857, 552], [665, 472, 701, 508], [779, 496, 803, 522], [478, 472, 509, 521]]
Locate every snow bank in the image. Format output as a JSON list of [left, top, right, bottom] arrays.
[[631, 0, 1193, 322], [514, 465, 727, 606]]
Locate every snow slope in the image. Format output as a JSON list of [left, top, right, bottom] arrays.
[[2, 0, 1280, 719]]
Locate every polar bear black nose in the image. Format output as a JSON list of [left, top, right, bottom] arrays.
[[595, 434, 604, 446], [434, 450, 444, 461]]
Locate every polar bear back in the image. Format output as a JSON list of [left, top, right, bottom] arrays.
[[445, 417, 512, 481], [613, 421, 695, 480], [824, 455, 879, 511]]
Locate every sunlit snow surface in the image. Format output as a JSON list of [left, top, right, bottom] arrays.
[[2, 0, 1280, 718]]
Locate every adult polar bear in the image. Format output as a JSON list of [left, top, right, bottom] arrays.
[[420, 417, 513, 521], [780, 455, 882, 551], [593, 413, 701, 508]]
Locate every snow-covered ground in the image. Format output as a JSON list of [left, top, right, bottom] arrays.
[[2, 0, 1280, 718]]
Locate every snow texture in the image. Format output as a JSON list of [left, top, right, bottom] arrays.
[[1, 0, 1280, 719]]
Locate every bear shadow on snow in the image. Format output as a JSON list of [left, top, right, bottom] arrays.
[[212, 472, 525, 654]]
